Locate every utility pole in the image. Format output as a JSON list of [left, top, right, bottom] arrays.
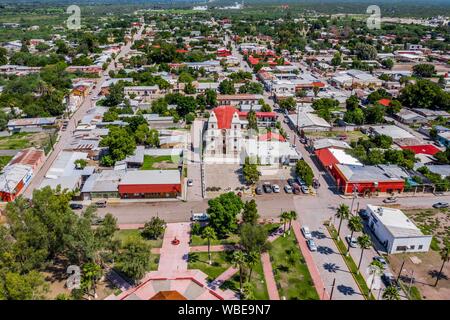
[[329, 278, 336, 300]]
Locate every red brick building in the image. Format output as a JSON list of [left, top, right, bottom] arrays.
[[118, 170, 181, 199]]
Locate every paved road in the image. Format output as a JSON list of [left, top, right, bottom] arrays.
[[23, 25, 145, 198]]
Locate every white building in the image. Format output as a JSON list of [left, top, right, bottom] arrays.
[[366, 205, 432, 254]]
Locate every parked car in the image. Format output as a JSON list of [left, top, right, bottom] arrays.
[[272, 184, 280, 193], [373, 256, 388, 269], [381, 272, 399, 288], [255, 186, 263, 195], [287, 178, 295, 186], [92, 217, 104, 225], [263, 183, 273, 193], [383, 197, 397, 204], [283, 118, 289, 124], [69, 203, 83, 210], [187, 179, 193, 187], [345, 235, 358, 248], [284, 185, 293, 194], [306, 239, 317, 251], [296, 177, 306, 186], [301, 226, 312, 239], [301, 185, 309, 194], [94, 200, 107, 208], [292, 183, 301, 194], [359, 209, 370, 220], [191, 213, 209, 222], [433, 202, 449, 209]]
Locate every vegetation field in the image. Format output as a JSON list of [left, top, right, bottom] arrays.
[[269, 232, 319, 300], [140, 155, 179, 170], [114, 229, 163, 248], [188, 251, 232, 281], [0, 155, 13, 170]]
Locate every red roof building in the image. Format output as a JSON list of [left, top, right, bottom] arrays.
[[378, 99, 392, 107], [400, 144, 441, 155], [258, 131, 286, 142], [248, 56, 260, 66], [118, 171, 181, 199], [211, 106, 239, 129]]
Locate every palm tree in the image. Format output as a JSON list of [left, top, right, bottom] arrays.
[[335, 204, 350, 238], [346, 216, 363, 254], [81, 262, 102, 299], [280, 211, 290, 234], [287, 210, 297, 234], [232, 250, 247, 293], [245, 251, 259, 282], [435, 245, 450, 287], [202, 226, 217, 265], [368, 260, 384, 296], [382, 285, 400, 300], [241, 282, 255, 300], [356, 234, 372, 270]]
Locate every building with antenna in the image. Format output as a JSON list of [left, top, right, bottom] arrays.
[[366, 205, 432, 254]]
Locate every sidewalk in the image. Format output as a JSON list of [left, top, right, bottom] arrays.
[[158, 222, 190, 272], [208, 266, 238, 290], [261, 252, 280, 300], [292, 221, 330, 300]]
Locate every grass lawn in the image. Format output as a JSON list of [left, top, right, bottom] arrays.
[[140, 155, 180, 170], [0, 133, 33, 150], [306, 130, 367, 143], [269, 232, 319, 300], [113, 229, 163, 248], [220, 259, 270, 300], [0, 155, 13, 170], [191, 233, 240, 246], [188, 251, 233, 281]]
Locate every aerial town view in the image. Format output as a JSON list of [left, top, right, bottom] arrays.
[[0, 0, 449, 308]]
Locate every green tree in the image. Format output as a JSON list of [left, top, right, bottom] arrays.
[[81, 262, 102, 298], [346, 95, 359, 111], [331, 52, 342, 66], [141, 217, 166, 240], [116, 237, 152, 282], [243, 157, 260, 185], [295, 160, 314, 186], [246, 110, 258, 132], [239, 223, 269, 254], [202, 226, 217, 265], [207, 192, 243, 237], [383, 286, 400, 300], [99, 126, 136, 165], [435, 245, 450, 287], [335, 204, 350, 237], [245, 251, 259, 282], [412, 64, 436, 78], [287, 210, 297, 233], [242, 199, 259, 225], [219, 80, 236, 94], [346, 216, 363, 254], [280, 211, 291, 233], [278, 97, 296, 111], [232, 250, 246, 293], [205, 89, 217, 108], [0, 271, 48, 300], [357, 234, 372, 270], [364, 104, 385, 124], [354, 43, 377, 60], [382, 58, 394, 70]]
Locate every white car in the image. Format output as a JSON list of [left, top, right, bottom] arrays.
[[191, 213, 209, 222], [345, 235, 358, 248], [307, 239, 317, 252], [187, 179, 193, 187], [284, 185, 293, 193], [301, 226, 312, 239], [272, 184, 280, 193]]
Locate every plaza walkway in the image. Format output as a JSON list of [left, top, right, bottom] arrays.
[[158, 222, 190, 272]]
